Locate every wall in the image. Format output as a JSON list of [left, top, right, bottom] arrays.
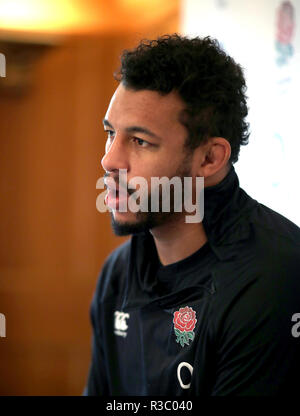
[[0, 4, 179, 394]]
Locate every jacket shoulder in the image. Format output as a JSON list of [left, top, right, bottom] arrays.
[[251, 202, 300, 245]]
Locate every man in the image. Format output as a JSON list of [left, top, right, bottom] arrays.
[[84, 34, 300, 396]]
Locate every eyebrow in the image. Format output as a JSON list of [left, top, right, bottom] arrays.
[[102, 118, 162, 141]]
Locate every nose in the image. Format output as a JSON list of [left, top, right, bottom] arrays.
[[101, 134, 129, 173]]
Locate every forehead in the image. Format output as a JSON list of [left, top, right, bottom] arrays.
[[105, 83, 186, 133]]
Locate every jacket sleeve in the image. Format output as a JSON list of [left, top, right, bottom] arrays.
[[83, 283, 109, 396], [210, 261, 300, 396], [83, 241, 130, 396]]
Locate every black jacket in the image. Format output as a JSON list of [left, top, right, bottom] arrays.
[[84, 166, 300, 396]]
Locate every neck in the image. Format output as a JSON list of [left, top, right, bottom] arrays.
[[149, 165, 232, 266], [150, 216, 208, 266]]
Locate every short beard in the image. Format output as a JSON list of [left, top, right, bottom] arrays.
[[110, 208, 183, 236], [110, 152, 193, 236]]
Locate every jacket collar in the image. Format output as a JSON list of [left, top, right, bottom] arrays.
[[202, 164, 257, 260]]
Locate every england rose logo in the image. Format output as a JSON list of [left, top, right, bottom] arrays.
[[173, 306, 197, 347]]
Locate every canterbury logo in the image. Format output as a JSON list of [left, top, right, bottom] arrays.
[[114, 311, 130, 338]]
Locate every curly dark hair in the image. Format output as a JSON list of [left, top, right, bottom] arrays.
[[115, 34, 249, 164]]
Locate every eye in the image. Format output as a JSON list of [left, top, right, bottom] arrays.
[[105, 130, 115, 139], [104, 130, 115, 152], [132, 137, 149, 147]]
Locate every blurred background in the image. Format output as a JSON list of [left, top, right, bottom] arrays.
[[0, 0, 299, 395]]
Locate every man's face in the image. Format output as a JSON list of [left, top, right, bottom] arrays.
[[101, 83, 196, 235]]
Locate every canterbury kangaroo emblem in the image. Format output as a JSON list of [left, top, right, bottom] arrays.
[[114, 311, 130, 338]]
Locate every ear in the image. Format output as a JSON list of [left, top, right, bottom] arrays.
[[192, 137, 231, 181]]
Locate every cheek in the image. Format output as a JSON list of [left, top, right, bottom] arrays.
[[130, 151, 185, 186], [130, 161, 160, 181]]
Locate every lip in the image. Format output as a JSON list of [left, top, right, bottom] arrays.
[[105, 188, 128, 210]]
